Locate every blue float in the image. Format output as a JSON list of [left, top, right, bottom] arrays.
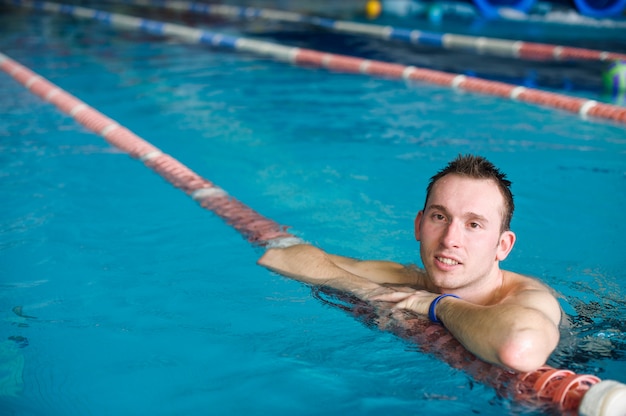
[[572, 0, 626, 17]]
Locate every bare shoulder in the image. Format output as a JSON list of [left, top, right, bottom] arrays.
[[503, 270, 556, 294], [501, 270, 562, 326]]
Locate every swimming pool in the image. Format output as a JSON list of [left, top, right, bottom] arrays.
[[1, 2, 625, 415]]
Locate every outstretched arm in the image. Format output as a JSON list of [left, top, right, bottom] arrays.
[[258, 244, 421, 298]]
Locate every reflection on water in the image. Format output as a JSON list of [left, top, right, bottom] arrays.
[[553, 297, 626, 376]]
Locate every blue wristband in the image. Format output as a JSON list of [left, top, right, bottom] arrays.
[[428, 294, 460, 324]]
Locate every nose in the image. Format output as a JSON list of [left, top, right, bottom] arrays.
[[441, 220, 462, 248]]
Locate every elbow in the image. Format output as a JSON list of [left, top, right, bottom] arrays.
[[498, 339, 548, 373], [257, 244, 314, 272], [258, 248, 282, 270], [497, 328, 559, 373]]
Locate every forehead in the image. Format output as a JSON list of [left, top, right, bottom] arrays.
[[428, 174, 505, 217]]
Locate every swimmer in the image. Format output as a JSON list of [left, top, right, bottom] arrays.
[[258, 154, 561, 373]]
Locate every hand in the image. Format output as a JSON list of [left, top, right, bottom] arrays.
[[372, 290, 438, 316]]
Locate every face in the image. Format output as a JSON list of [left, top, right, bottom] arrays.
[[415, 174, 515, 294]]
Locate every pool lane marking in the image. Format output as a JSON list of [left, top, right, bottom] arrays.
[[1, 49, 614, 414], [6, 0, 626, 127], [0, 51, 298, 248], [579, 100, 599, 119], [113, 0, 626, 63]]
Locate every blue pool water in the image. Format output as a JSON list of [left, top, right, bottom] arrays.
[[1, 4, 626, 415]]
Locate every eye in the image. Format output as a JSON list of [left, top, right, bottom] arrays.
[[432, 213, 446, 221], [468, 222, 481, 229]]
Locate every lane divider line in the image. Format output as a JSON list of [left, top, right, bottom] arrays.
[[5, 0, 626, 127], [117, 0, 626, 63], [0, 51, 296, 247]]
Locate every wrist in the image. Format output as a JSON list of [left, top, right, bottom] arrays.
[[428, 294, 460, 324]]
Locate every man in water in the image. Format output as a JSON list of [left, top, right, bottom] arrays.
[[258, 154, 561, 373]]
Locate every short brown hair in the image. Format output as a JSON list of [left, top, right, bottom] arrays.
[[425, 154, 514, 232]]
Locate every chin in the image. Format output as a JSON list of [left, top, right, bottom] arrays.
[[428, 273, 460, 291]]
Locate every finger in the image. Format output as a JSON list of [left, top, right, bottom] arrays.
[[393, 299, 411, 310], [393, 296, 422, 313]]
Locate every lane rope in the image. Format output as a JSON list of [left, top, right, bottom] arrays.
[[2, 49, 623, 415], [114, 0, 626, 63], [5, 0, 626, 127], [0, 52, 298, 248]]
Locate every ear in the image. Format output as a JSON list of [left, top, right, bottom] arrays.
[[414, 211, 424, 241], [496, 230, 516, 261]]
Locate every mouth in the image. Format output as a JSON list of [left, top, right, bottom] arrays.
[[435, 256, 461, 266]]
